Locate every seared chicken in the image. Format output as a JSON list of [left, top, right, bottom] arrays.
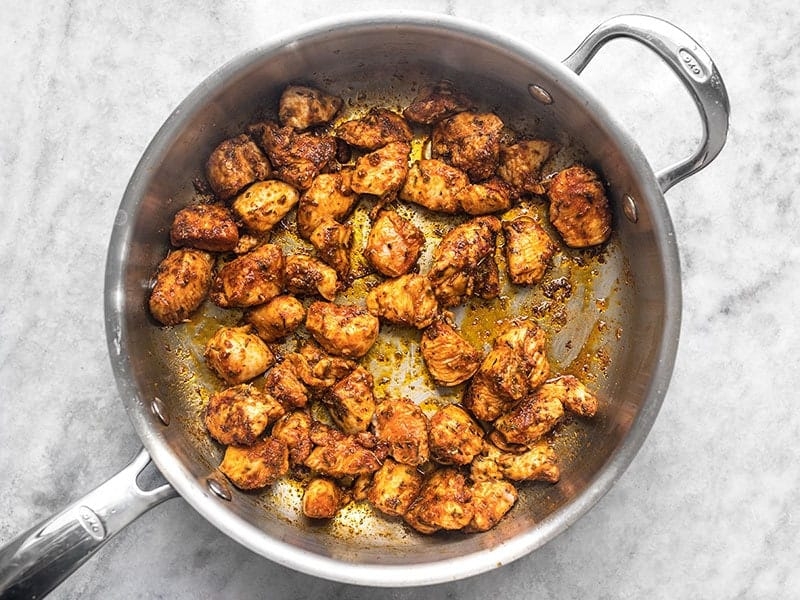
[[420, 315, 482, 386], [367, 458, 424, 517], [399, 158, 469, 214], [278, 85, 343, 131], [284, 253, 340, 301], [205, 134, 271, 200], [472, 253, 501, 300], [148, 248, 214, 326], [403, 81, 475, 125], [470, 439, 560, 483], [373, 397, 430, 466], [465, 479, 517, 533], [404, 468, 473, 534], [365, 273, 439, 330], [322, 366, 376, 434], [541, 375, 598, 418], [245, 294, 306, 342], [304, 422, 387, 478], [502, 215, 556, 286], [491, 388, 564, 449], [462, 373, 512, 423], [210, 244, 285, 308], [169, 203, 239, 252], [427, 215, 501, 307], [309, 219, 353, 279], [455, 176, 513, 215], [204, 325, 275, 385], [432, 112, 504, 182], [305, 301, 380, 358], [428, 404, 484, 466], [547, 165, 612, 248], [335, 107, 413, 150], [350, 141, 411, 198], [271, 409, 313, 466], [364, 210, 424, 277], [231, 180, 300, 234], [497, 139, 558, 196], [494, 320, 551, 390], [296, 170, 358, 239], [302, 477, 345, 519], [219, 436, 289, 490], [262, 359, 309, 409], [204, 384, 284, 446], [285, 342, 357, 391]]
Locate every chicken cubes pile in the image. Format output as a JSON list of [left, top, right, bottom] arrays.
[[148, 81, 611, 535]]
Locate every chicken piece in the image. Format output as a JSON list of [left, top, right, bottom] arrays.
[[472, 253, 501, 300], [363, 210, 424, 277], [148, 249, 214, 326], [296, 170, 358, 239], [427, 215, 501, 307], [284, 342, 357, 392], [547, 165, 612, 248], [245, 295, 306, 342], [399, 159, 469, 214], [498, 440, 560, 482], [365, 273, 439, 330], [210, 244, 285, 308], [497, 139, 558, 196], [540, 375, 598, 418], [335, 107, 413, 150], [278, 85, 343, 131], [494, 320, 550, 390], [502, 215, 556, 286], [284, 254, 339, 301], [272, 409, 313, 466], [428, 404, 484, 466], [248, 120, 336, 190], [205, 134, 271, 200], [231, 180, 300, 234], [263, 360, 309, 409], [373, 397, 430, 466], [204, 325, 275, 385], [420, 315, 482, 386], [302, 478, 345, 519], [455, 176, 514, 215], [462, 372, 513, 423], [465, 479, 517, 533], [322, 366, 376, 434], [305, 301, 380, 358], [404, 468, 473, 534], [367, 458, 424, 517], [309, 219, 353, 279], [431, 112, 504, 182], [350, 141, 411, 199], [304, 422, 386, 478], [403, 80, 475, 125], [169, 203, 239, 252], [491, 389, 564, 449], [219, 437, 289, 490], [204, 384, 284, 446]]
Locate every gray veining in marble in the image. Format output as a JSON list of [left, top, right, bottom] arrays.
[[2, 1, 799, 598]]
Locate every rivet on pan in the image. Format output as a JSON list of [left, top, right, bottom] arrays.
[[207, 478, 232, 501], [622, 194, 639, 223], [150, 397, 170, 426], [528, 84, 553, 105]]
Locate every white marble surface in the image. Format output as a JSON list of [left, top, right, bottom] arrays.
[[1, 0, 798, 598]]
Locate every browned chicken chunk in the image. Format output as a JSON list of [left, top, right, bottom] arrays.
[[204, 325, 275, 385], [231, 180, 300, 234], [205, 134, 271, 200], [404, 468, 473, 534], [302, 477, 345, 519], [245, 295, 306, 342], [427, 215, 501, 307], [296, 170, 358, 239], [363, 210, 424, 277], [350, 141, 411, 198], [284, 254, 339, 301], [219, 437, 289, 490], [497, 139, 558, 196], [148, 248, 214, 326], [455, 177, 514, 215], [470, 439, 560, 483], [428, 404, 484, 466], [305, 301, 380, 358], [263, 359, 309, 409], [210, 244, 285, 308], [309, 219, 353, 279], [399, 159, 469, 214], [373, 397, 430, 466], [335, 107, 413, 150], [432, 112, 504, 182], [367, 458, 424, 517], [420, 315, 482, 386], [322, 366, 376, 434], [491, 388, 564, 449], [502, 215, 556, 285], [547, 165, 612, 248], [278, 85, 343, 131], [285, 342, 357, 391], [304, 422, 387, 478], [365, 273, 439, 330], [169, 204, 239, 252], [204, 384, 284, 446], [403, 81, 475, 125], [541, 375, 598, 418], [272, 409, 313, 466], [465, 479, 517, 533], [462, 373, 510, 424]]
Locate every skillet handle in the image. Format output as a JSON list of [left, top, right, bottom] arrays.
[[0, 448, 177, 599], [562, 14, 730, 193]]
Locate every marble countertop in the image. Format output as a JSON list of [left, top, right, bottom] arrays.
[[2, 1, 798, 598]]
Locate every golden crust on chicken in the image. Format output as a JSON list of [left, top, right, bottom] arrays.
[[304, 422, 387, 478], [284, 254, 339, 301], [278, 85, 343, 131], [403, 80, 475, 125], [366, 273, 439, 330], [245, 295, 305, 342], [364, 210, 424, 277], [404, 468, 473, 534], [219, 437, 289, 490], [271, 409, 313, 466], [465, 479, 517, 533], [302, 477, 345, 519], [336, 107, 413, 150], [210, 244, 285, 308], [497, 139, 558, 196], [231, 180, 300, 234], [420, 315, 482, 387], [305, 301, 380, 359], [502, 215, 556, 286], [432, 111, 504, 182], [169, 203, 239, 252], [428, 404, 484, 466], [322, 366, 376, 434], [205, 134, 271, 200], [204, 384, 284, 446], [296, 170, 358, 239], [148, 248, 214, 326], [367, 458, 424, 517], [373, 397, 430, 466], [399, 158, 469, 214], [547, 165, 612, 248], [203, 325, 275, 385], [350, 141, 411, 198]]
